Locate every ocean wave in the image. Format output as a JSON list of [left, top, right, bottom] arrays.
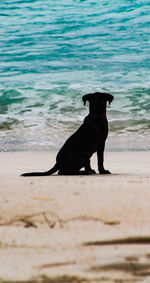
[[0, 0, 150, 150], [0, 85, 150, 151]]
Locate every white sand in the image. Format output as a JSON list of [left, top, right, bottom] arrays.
[[0, 151, 150, 282]]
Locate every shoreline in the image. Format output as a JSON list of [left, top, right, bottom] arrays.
[[0, 151, 150, 282]]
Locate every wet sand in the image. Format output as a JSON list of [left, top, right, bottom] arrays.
[[0, 151, 150, 283]]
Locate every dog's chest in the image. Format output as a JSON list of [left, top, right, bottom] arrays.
[[89, 118, 108, 135]]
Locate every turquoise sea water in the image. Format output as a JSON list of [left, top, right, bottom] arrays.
[[0, 0, 150, 151]]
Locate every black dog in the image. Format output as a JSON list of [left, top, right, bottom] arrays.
[[21, 92, 114, 176]]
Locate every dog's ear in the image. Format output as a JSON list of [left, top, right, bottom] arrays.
[[104, 93, 114, 105], [82, 94, 92, 106]]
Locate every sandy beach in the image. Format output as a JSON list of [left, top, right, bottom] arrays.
[[0, 151, 150, 283]]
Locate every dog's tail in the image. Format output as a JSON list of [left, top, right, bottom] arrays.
[[21, 163, 59, 177]]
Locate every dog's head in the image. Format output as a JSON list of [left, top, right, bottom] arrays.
[[82, 92, 114, 106]]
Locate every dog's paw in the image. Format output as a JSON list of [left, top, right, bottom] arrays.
[[86, 169, 96, 175], [99, 169, 111, 174], [90, 169, 96, 174]]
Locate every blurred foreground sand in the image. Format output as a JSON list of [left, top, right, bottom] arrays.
[[0, 151, 150, 283]]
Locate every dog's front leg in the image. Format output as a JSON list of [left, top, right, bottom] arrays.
[[84, 159, 96, 174], [97, 143, 111, 174]]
